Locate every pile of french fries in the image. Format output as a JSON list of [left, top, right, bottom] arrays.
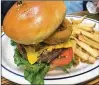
[[70, 16, 99, 64]]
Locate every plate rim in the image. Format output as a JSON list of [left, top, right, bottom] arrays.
[[2, 15, 99, 84]]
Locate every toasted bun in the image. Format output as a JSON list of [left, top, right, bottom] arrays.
[[3, 1, 66, 45]]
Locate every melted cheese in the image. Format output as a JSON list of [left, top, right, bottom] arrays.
[[24, 40, 72, 64], [24, 46, 39, 64], [46, 40, 72, 51]]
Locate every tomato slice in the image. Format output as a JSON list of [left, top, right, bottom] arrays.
[[52, 48, 73, 66]]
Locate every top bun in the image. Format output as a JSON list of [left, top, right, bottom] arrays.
[[3, 1, 66, 45]]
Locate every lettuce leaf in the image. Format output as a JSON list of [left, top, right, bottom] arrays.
[[10, 40, 17, 46], [24, 64, 49, 84], [14, 48, 30, 67], [13, 48, 49, 85]]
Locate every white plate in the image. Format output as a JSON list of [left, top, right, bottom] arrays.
[[2, 15, 99, 84]]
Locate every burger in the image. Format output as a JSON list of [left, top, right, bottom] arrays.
[[3, 1, 73, 84]]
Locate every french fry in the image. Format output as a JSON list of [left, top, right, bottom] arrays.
[[71, 33, 78, 38], [75, 49, 96, 64], [77, 23, 95, 32], [71, 17, 98, 64], [72, 28, 99, 43], [81, 30, 99, 43], [71, 40, 76, 52], [78, 35, 99, 49], [72, 19, 82, 24], [88, 56, 96, 64], [75, 48, 89, 61], [98, 50, 99, 53], [73, 54, 80, 66], [74, 48, 89, 61], [71, 37, 99, 58], [94, 31, 99, 35], [71, 15, 87, 24], [72, 26, 81, 35], [79, 23, 96, 28]]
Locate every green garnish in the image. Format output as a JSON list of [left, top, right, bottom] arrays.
[[10, 40, 17, 46]]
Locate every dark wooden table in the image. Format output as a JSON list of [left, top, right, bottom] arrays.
[[1, 11, 99, 85]]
